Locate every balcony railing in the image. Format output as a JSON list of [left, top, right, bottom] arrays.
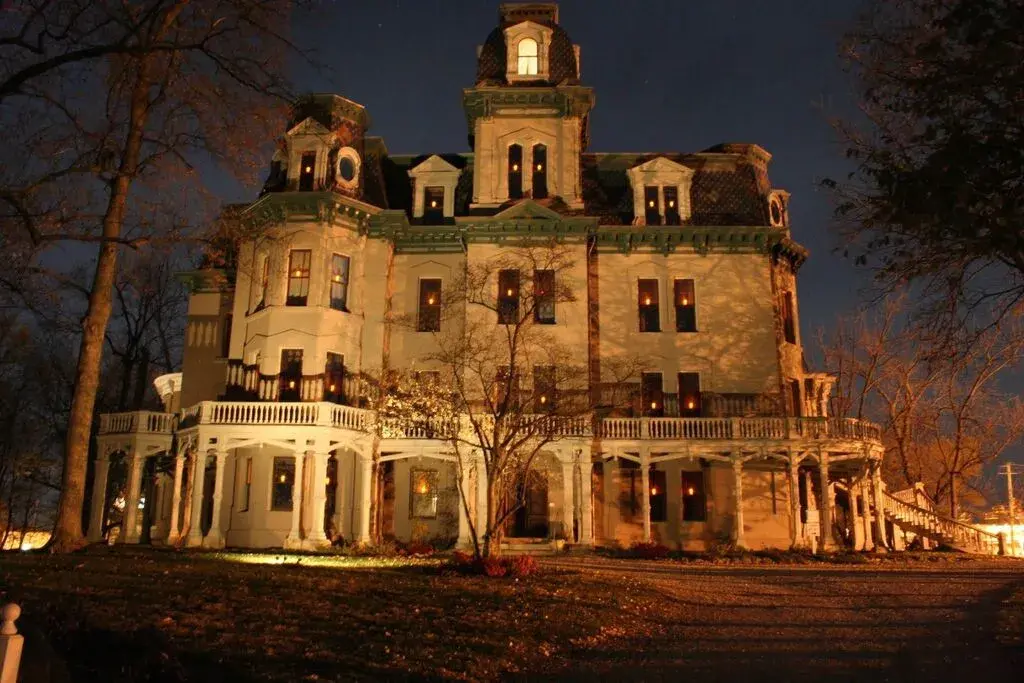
[[98, 411, 177, 435]]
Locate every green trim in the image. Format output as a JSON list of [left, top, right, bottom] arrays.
[[462, 86, 595, 129], [241, 192, 376, 232]]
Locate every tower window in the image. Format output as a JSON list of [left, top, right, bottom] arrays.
[[324, 352, 345, 404], [286, 250, 311, 306], [498, 269, 520, 324], [418, 278, 442, 332], [534, 269, 555, 324], [532, 144, 548, 199], [517, 38, 539, 75], [508, 144, 523, 199], [678, 372, 701, 417], [330, 254, 350, 311], [641, 372, 664, 417], [674, 279, 697, 332], [299, 152, 316, 191], [423, 186, 445, 223], [664, 186, 680, 225], [339, 156, 356, 182], [278, 349, 303, 402], [638, 279, 660, 332], [782, 291, 797, 344], [644, 186, 660, 225]]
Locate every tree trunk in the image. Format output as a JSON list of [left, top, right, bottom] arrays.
[[949, 474, 958, 520], [48, 56, 156, 553]]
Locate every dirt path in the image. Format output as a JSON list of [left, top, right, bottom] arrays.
[[540, 557, 1024, 682]]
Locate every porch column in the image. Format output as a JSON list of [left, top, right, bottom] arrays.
[[456, 460, 473, 549], [870, 463, 888, 550], [356, 454, 373, 544], [121, 452, 145, 544], [640, 450, 652, 543], [860, 478, 874, 550], [87, 454, 111, 543], [306, 451, 330, 548], [732, 458, 746, 548], [579, 452, 594, 546], [286, 451, 306, 548], [475, 455, 488, 543], [561, 460, 576, 542], [818, 453, 833, 550], [333, 452, 349, 539], [787, 457, 800, 548], [850, 477, 866, 551], [604, 457, 617, 544], [186, 452, 208, 547], [165, 450, 186, 544], [202, 450, 228, 548]]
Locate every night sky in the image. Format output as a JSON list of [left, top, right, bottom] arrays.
[[289, 0, 871, 345]]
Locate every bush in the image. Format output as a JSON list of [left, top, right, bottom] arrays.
[[402, 541, 434, 557], [628, 542, 671, 560], [505, 554, 539, 577], [480, 557, 507, 577]]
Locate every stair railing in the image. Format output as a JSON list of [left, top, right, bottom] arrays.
[[880, 491, 1003, 555]]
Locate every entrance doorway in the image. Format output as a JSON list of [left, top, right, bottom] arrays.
[[506, 469, 549, 538]]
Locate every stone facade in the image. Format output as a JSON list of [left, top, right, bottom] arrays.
[[90, 3, 886, 554]]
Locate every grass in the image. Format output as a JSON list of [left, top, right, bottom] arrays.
[[2, 546, 1023, 681]]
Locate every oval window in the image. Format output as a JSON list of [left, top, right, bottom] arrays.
[[339, 157, 356, 182], [770, 199, 783, 225]]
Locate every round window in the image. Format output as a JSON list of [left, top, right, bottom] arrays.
[[339, 156, 356, 182]]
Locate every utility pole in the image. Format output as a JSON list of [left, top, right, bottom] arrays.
[[1006, 463, 1016, 557]]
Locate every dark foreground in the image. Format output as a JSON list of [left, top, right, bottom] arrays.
[[1, 548, 1022, 682]]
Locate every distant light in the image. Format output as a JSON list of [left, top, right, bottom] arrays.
[[687, 400, 695, 410], [687, 487, 695, 496], [649, 200, 656, 208], [305, 166, 312, 173], [288, 380, 296, 389], [651, 486, 659, 496], [512, 164, 519, 171], [430, 200, 438, 208], [506, 288, 515, 297], [536, 163, 543, 171], [644, 296, 652, 306], [650, 401, 657, 410]]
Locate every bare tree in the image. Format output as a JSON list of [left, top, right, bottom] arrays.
[[380, 242, 637, 559], [1, 1, 315, 551]]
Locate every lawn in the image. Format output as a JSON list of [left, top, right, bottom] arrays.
[[2, 547, 1023, 682]]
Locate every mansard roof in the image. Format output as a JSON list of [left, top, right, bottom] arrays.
[[476, 7, 579, 87]]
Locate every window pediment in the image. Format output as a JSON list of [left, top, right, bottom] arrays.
[[286, 117, 335, 140], [504, 21, 554, 82], [626, 157, 696, 225], [408, 155, 461, 177]]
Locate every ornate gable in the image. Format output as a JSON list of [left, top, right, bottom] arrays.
[[286, 117, 334, 139], [492, 199, 563, 221]]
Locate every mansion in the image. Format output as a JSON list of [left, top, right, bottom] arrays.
[[89, 2, 909, 556]]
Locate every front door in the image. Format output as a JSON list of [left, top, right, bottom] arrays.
[[507, 469, 549, 538]]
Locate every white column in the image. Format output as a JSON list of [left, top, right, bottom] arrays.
[[561, 460, 575, 542], [87, 454, 111, 543], [166, 451, 186, 544], [732, 458, 746, 548], [871, 463, 888, 550], [818, 454, 833, 550], [334, 452, 350, 539], [357, 455, 373, 544], [456, 460, 473, 549], [859, 478, 874, 550], [788, 458, 800, 548], [202, 451, 228, 548], [306, 451, 330, 548], [286, 451, 306, 548], [604, 457, 617, 544], [475, 455, 488, 544], [640, 450, 651, 542], [579, 454, 594, 546], [121, 452, 145, 544], [186, 452, 208, 547]]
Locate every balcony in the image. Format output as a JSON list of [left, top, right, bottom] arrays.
[[98, 411, 177, 436]]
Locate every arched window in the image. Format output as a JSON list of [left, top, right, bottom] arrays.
[[517, 38, 538, 75], [532, 143, 548, 199], [508, 144, 523, 199]]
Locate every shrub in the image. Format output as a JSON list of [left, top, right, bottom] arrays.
[[628, 541, 671, 560], [451, 550, 474, 566], [505, 554, 539, 577], [403, 541, 434, 557], [480, 557, 507, 577]]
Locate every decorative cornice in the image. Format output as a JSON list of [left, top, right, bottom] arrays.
[[462, 85, 595, 128], [242, 191, 378, 232]]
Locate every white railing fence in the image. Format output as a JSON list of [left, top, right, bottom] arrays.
[[881, 491, 1003, 555], [0, 603, 23, 683]]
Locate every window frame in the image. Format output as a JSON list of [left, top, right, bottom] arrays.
[[298, 152, 316, 191], [517, 37, 539, 75], [674, 279, 697, 333], [782, 291, 797, 344], [681, 469, 707, 522], [508, 144, 524, 200], [286, 249, 312, 307], [423, 186, 445, 223], [329, 254, 350, 312], [497, 269, 520, 325], [409, 468, 439, 519], [649, 468, 667, 523], [417, 278, 442, 332], [533, 269, 556, 324], [637, 278, 661, 333], [278, 348, 303, 401], [271, 456, 296, 511], [641, 372, 664, 417], [324, 352, 345, 404], [678, 372, 702, 418]]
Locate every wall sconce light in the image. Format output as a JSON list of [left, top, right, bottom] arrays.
[[651, 486, 659, 496], [536, 163, 543, 171], [512, 164, 519, 171], [686, 487, 695, 496]]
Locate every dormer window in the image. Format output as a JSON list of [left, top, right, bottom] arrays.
[[644, 186, 660, 225], [508, 144, 524, 199], [517, 38, 539, 75], [299, 152, 316, 191], [532, 144, 548, 199], [423, 187, 445, 223], [664, 187, 680, 225], [626, 157, 696, 226]]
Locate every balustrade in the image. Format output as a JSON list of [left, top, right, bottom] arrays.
[[880, 491, 1001, 555], [97, 410, 177, 435]]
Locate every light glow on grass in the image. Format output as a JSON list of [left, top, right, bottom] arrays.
[[203, 552, 442, 570]]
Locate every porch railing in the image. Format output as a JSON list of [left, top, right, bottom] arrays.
[[98, 411, 177, 435]]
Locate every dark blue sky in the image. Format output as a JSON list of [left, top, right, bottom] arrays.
[[289, 0, 871, 341]]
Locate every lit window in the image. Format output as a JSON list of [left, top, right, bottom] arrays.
[[418, 279, 442, 332], [682, 470, 707, 521], [678, 372, 701, 417], [286, 250, 311, 306], [498, 269, 520, 324], [674, 279, 696, 332], [641, 372, 664, 417], [517, 38, 538, 75], [271, 457, 295, 511], [508, 144, 523, 199], [664, 186, 681, 225], [533, 365, 556, 412], [279, 349, 303, 401], [533, 269, 555, 324], [644, 186, 660, 225], [650, 468, 667, 522], [423, 186, 445, 222], [638, 279, 660, 332], [299, 152, 316, 191], [324, 352, 345, 404], [532, 144, 548, 199], [410, 469, 439, 518], [330, 254, 350, 311]]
